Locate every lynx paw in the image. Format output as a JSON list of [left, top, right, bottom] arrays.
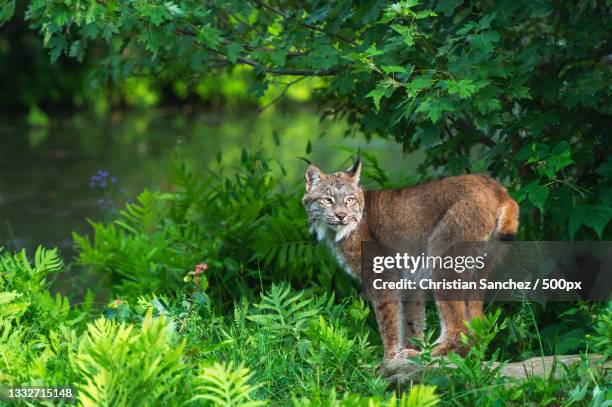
[[377, 349, 422, 377], [394, 348, 421, 359], [431, 340, 467, 357]]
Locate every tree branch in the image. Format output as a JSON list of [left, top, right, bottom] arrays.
[[257, 77, 307, 113], [250, 0, 357, 45], [173, 28, 338, 76], [451, 118, 497, 148], [238, 57, 337, 75], [478, 134, 497, 148]]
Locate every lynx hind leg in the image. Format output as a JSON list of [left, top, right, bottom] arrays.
[[434, 241, 502, 356], [467, 237, 510, 323], [428, 200, 498, 357]]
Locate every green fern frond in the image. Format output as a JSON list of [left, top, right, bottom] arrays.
[[0, 247, 61, 281], [250, 200, 336, 284], [247, 284, 318, 333], [118, 189, 167, 234], [33, 246, 63, 275], [189, 362, 265, 407], [395, 385, 440, 407], [308, 316, 354, 363], [0, 247, 62, 298], [0, 319, 29, 385], [73, 310, 185, 407]]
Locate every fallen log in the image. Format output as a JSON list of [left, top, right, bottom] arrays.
[[381, 354, 610, 387]]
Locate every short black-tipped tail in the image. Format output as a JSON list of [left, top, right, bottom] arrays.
[[499, 233, 516, 241]]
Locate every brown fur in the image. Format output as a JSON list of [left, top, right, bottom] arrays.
[[302, 159, 519, 360]]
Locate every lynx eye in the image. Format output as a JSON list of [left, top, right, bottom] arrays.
[[322, 197, 334, 205], [345, 197, 355, 205]]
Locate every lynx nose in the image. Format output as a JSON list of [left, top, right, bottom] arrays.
[[335, 212, 347, 221]]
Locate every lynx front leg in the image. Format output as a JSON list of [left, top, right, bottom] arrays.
[[370, 291, 403, 360], [390, 292, 427, 359]]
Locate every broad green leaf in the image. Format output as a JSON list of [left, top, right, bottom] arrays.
[[568, 205, 589, 239], [248, 81, 268, 98], [0, 0, 15, 25], [197, 25, 222, 50], [382, 65, 409, 74], [414, 125, 439, 147], [414, 10, 437, 19], [585, 204, 612, 239], [227, 43, 244, 64], [436, 0, 462, 16], [166, 2, 183, 16], [270, 48, 288, 66], [444, 79, 480, 99], [596, 156, 612, 177], [509, 84, 531, 100], [407, 77, 435, 97], [470, 31, 499, 53], [365, 87, 386, 111], [416, 98, 454, 123], [391, 24, 416, 46], [526, 182, 549, 212]]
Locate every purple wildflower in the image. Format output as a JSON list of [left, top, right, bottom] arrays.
[[89, 170, 117, 189]]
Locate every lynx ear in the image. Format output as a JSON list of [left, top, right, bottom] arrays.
[[305, 164, 324, 192], [346, 156, 361, 185]]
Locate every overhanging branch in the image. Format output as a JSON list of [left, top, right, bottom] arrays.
[[173, 28, 338, 76], [250, 0, 357, 46], [451, 118, 497, 148]]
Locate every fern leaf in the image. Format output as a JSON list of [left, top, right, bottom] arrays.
[[399, 385, 440, 407], [190, 362, 265, 407]]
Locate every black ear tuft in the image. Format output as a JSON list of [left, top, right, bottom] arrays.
[[297, 156, 312, 166]]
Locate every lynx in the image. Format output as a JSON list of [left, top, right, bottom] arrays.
[[302, 157, 519, 360]]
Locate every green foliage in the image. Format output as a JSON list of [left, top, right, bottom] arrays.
[[66, 151, 611, 405], [251, 199, 342, 291], [9, 0, 610, 240], [494, 301, 609, 359], [403, 307, 612, 406], [590, 304, 612, 359], [247, 284, 320, 333], [190, 362, 264, 407], [0, 247, 92, 373], [0, 0, 95, 113], [1, 245, 611, 405], [220, 284, 385, 403], [73, 152, 351, 304], [293, 385, 440, 406], [2, 0, 611, 401], [73, 311, 186, 406], [0, 247, 89, 386]]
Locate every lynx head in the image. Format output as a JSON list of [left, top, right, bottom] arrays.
[[301, 158, 364, 242]]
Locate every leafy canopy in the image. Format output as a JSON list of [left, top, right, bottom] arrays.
[[3, 0, 611, 239]]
